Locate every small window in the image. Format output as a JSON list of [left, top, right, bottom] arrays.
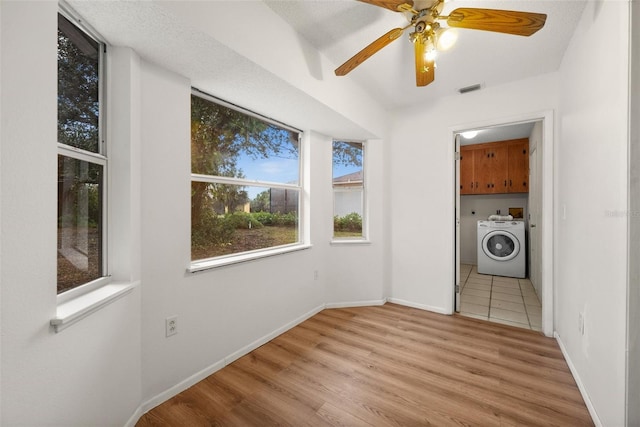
[[191, 91, 302, 262], [57, 12, 106, 294], [333, 140, 365, 239]]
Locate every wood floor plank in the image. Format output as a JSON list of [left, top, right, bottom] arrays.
[[137, 304, 593, 426], [315, 402, 374, 427]]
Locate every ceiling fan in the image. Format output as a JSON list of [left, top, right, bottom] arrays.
[[335, 0, 547, 87]]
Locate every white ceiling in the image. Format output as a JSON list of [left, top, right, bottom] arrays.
[[265, 0, 586, 110]]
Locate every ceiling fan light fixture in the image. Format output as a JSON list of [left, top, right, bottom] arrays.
[[436, 28, 457, 50], [424, 46, 437, 62]]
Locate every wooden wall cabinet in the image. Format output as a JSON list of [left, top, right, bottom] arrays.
[[507, 140, 529, 193], [460, 138, 529, 195], [459, 146, 476, 194]]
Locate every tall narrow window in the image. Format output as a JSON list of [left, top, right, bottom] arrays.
[[57, 13, 105, 294], [191, 91, 302, 263], [333, 140, 365, 239]]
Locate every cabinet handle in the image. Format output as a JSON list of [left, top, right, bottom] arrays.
[[523, 182, 527, 187], [523, 149, 526, 154], [475, 182, 478, 188], [504, 180, 507, 187], [510, 179, 512, 187]]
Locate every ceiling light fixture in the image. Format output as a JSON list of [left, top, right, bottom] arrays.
[[436, 28, 457, 51], [424, 44, 438, 62], [461, 130, 479, 139]]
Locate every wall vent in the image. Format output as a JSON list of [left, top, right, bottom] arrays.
[[458, 83, 482, 94]]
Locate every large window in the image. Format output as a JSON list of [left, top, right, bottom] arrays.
[[191, 91, 302, 263], [57, 13, 105, 294], [333, 140, 365, 239]]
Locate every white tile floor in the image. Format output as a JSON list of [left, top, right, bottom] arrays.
[[459, 264, 542, 331]]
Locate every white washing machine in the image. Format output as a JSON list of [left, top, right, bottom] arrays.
[[477, 220, 526, 278]]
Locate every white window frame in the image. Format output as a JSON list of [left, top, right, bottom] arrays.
[[331, 139, 369, 244], [56, 6, 110, 303], [52, 5, 136, 333], [189, 89, 309, 273]]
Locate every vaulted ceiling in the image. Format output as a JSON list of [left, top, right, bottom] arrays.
[[265, 0, 586, 110]]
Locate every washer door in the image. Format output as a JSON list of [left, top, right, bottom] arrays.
[[482, 230, 520, 261]]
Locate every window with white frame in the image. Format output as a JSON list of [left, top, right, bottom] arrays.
[[57, 12, 106, 294], [333, 140, 365, 239], [190, 91, 302, 262]]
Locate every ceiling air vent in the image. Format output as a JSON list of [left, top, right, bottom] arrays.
[[458, 84, 483, 94]]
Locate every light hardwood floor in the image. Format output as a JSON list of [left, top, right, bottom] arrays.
[[137, 303, 593, 426]]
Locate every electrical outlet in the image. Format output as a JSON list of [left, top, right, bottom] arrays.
[[166, 316, 178, 337]]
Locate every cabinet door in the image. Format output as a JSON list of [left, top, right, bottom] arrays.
[[475, 146, 508, 194], [475, 147, 494, 194], [508, 141, 529, 193], [490, 145, 509, 194], [459, 146, 476, 194]]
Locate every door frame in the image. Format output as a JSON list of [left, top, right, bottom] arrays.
[[452, 110, 554, 337], [454, 134, 461, 312]]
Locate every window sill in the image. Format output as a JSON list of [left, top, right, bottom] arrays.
[[189, 244, 312, 273], [50, 282, 135, 333], [330, 239, 371, 245]]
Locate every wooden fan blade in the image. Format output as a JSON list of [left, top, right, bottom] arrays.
[[335, 28, 404, 76], [357, 0, 414, 12], [446, 8, 547, 36], [414, 36, 435, 87]]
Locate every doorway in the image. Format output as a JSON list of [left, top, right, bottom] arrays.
[[453, 113, 553, 337]]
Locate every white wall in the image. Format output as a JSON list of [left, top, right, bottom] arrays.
[[0, 2, 142, 426], [388, 72, 559, 314], [555, 1, 629, 425], [326, 138, 386, 306], [459, 194, 528, 265], [138, 59, 321, 400]]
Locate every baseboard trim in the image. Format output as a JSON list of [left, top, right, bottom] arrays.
[[325, 298, 387, 309], [124, 406, 145, 427], [224, 304, 326, 365], [127, 303, 326, 426], [388, 298, 450, 315], [554, 332, 602, 427]]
